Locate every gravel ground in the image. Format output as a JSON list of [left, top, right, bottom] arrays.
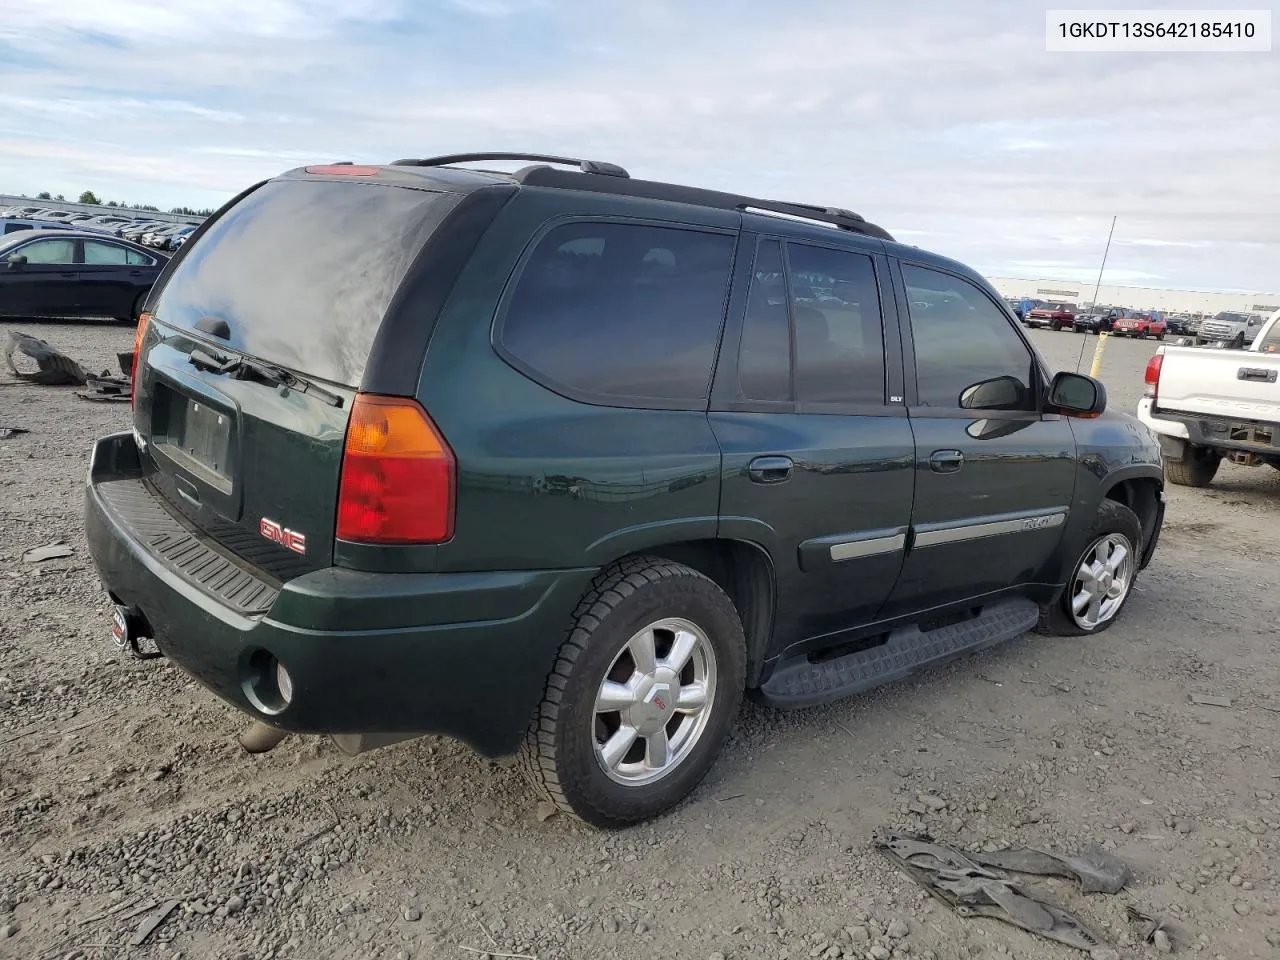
[[1, 321, 1278, 960]]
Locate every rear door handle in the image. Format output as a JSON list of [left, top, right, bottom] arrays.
[[929, 449, 964, 473], [747, 456, 793, 484]]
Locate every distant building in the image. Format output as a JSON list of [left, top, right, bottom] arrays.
[[987, 276, 1279, 317]]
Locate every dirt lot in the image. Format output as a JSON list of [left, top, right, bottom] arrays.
[[1, 322, 1278, 960]]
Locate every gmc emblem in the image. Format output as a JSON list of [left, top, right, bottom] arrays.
[[260, 518, 307, 555]]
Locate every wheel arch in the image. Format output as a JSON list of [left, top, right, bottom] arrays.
[[1099, 471, 1163, 568], [599, 538, 777, 689]]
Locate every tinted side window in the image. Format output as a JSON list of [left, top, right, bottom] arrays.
[[788, 244, 885, 404], [501, 222, 734, 402], [737, 240, 790, 401], [20, 238, 76, 264], [84, 241, 130, 265], [903, 265, 1035, 410]]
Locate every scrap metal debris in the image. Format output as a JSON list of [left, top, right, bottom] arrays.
[[875, 833, 1125, 952], [128, 899, 180, 946], [1126, 905, 1175, 952], [970, 843, 1130, 895], [78, 374, 132, 402], [22, 542, 73, 563], [3, 331, 87, 386]]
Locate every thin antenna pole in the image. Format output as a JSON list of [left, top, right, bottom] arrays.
[[1076, 216, 1117, 373], [1090, 215, 1117, 310]]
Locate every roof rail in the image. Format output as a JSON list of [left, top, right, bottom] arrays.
[[389, 152, 630, 179], [736, 199, 872, 231], [512, 165, 894, 241]]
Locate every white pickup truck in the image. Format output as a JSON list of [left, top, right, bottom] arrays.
[[1139, 309, 1280, 486]]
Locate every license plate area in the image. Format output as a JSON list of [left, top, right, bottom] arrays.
[[151, 382, 236, 494]]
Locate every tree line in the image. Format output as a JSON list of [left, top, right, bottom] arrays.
[[31, 190, 215, 217]]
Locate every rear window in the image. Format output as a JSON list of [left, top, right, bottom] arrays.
[[152, 179, 460, 386]]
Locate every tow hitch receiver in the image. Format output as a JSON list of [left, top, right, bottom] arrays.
[[112, 604, 161, 660]]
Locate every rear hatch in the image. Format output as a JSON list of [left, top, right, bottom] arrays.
[[133, 175, 463, 580]]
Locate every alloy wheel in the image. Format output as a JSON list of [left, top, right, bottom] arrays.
[[1070, 533, 1135, 630], [592, 617, 718, 786]]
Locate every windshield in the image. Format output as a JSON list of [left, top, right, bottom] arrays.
[[1215, 312, 1248, 323]]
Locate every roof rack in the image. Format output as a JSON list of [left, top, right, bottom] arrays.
[[511, 165, 894, 241], [389, 152, 630, 179]]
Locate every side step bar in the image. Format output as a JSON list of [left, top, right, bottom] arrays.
[[758, 598, 1040, 709]]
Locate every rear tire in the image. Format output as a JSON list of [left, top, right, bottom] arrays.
[[1036, 499, 1142, 637], [1165, 447, 1221, 487], [116, 291, 148, 325], [521, 557, 746, 828]]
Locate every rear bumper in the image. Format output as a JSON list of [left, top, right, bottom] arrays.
[[1137, 400, 1280, 460], [84, 432, 597, 757]]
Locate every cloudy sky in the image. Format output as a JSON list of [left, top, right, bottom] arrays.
[[0, 0, 1275, 291]]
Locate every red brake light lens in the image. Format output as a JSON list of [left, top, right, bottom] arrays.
[[336, 395, 456, 544], [131, 311, 151, 407], [1143, 353, 1163, 401]]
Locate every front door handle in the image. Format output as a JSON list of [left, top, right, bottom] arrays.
[[747, 455, 793, 484], [929, 449, 964, 473]]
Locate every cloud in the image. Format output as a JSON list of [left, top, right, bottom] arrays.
[[0, 0, 1275, 291]]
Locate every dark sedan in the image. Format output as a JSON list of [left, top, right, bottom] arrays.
[[0, 230, 167, 322]]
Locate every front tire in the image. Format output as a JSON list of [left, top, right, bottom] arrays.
[[1037, 499, 1142, 637], [522, 557, 746, 828], [1165, 446, 1222, 487]]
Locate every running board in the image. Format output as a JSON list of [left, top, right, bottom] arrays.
[[758, 597, 1040, 709]]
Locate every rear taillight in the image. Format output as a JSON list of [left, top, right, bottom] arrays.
[[336, 394, 456, 544], [1143, 353, 1163, 401], [130, 312, 151, 408]]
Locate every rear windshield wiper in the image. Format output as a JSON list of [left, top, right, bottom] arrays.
[[234, 357, 344, 408], [188, 348, 344, 408]]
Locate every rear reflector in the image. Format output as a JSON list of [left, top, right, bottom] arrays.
[[336, 395, 456, 544], [1143, 353, 1163, 401], [304, 164, 381, 176], [131, 312, 151, 408]]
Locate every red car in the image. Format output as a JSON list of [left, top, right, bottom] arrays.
[[1110, 312, 1166, 339], [1024, 302, 1077, 331]]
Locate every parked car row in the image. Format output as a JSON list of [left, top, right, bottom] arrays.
[[0, 228, 168, 322], [0, 204, 200, 251]]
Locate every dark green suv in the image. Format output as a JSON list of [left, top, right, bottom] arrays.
[[85, 153, 1166, 827]]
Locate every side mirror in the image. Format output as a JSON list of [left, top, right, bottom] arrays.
[[959, 375, 1025, 410], [1049, 371, 1107, 417], [7, 254, 27, 269]]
